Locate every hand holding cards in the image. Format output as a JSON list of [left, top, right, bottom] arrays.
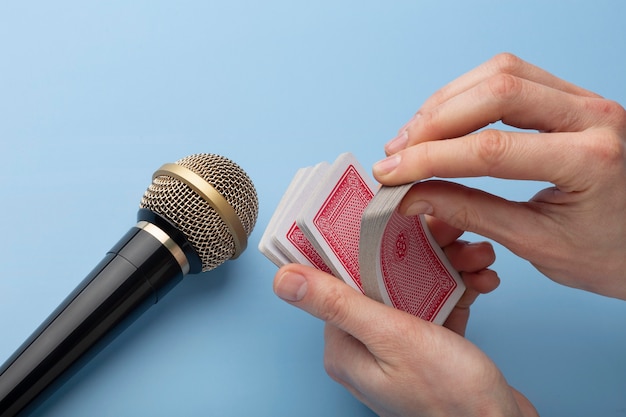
[[259, 153, 465, 325]]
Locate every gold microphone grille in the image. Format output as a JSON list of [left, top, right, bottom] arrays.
[[139, 153, 259, 272]]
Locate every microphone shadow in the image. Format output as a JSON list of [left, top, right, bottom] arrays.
[[27, 263, 236, 416]]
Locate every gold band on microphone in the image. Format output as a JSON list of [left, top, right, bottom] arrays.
[[153, 163, 247, 259], [137, 221, 191, 275]]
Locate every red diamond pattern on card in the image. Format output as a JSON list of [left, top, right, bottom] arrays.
[[380, 210, 457, 321], [286, 222, 333, 274], [312, 166, 373, 290]]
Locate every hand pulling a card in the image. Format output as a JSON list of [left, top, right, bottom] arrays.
[[259, 152, 465, 325]]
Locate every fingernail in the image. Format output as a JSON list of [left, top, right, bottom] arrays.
[[275, 271, 308, 302], [405, 200, 433, 215], [373, 154, 401, 176], [384, 129, 408, 154], [466, 241, 485, 248]]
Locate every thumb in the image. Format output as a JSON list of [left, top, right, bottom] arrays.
[[400, 180, 543, 258], [273, 264, 412, 343]]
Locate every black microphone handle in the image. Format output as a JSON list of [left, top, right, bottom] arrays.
[[0, 211, 200, 417]]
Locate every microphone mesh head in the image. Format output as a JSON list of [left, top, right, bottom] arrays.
[[140, 153, 259, 272]]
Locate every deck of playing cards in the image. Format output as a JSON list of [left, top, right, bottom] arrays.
[[359, 183, 465, 324], [259, 152, 465, 324]]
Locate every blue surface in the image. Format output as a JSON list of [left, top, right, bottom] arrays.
[[1, 1, 625, 416]]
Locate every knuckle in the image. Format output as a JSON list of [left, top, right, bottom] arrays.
[[448, 200, 483, 234], [584, 98, 626, 130], [600, 99, 626, 131], [489, 52, 525, 75], [486, 73, 524, 102], [472, 129, 511, 170], [317, 286, 351, 326], [416, 107, 437, 133], [581, 99, 626, 166], [587, 131, 625, 166]]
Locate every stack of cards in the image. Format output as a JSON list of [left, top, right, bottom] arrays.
[[259, 152, 465, 324], [359, 184, 465, 324], [259, 153, 374, 292]]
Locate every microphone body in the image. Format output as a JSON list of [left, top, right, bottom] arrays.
[[0, 210, 199, 417], [0, 154, 259, 417]]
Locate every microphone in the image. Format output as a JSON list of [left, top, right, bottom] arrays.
[[0, 153, 259, 417]]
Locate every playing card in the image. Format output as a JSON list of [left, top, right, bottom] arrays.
[[258, 167, 309, 267], [359, 184, 465, 324], [259, 152, 465, 325], [296, 153, 377, 292], [272, 162, 333, 273]]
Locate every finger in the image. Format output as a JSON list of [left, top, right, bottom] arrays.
[[395, 180, 550, 260], [442, 287, 477, 336], [273, 264, 431, 353], [424, 218, 497, 276], [385, 53, 603, 156], [375, 130, 588, 191], [442, 240, 496, 273], [424, 215, 463, 247], [407, 77, 603, 148], [419, 53, 601, 113], [459, 269, 501, 297], [443, 269, 500, 336]]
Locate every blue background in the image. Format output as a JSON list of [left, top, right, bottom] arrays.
[[1, 1, 625, 416]]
